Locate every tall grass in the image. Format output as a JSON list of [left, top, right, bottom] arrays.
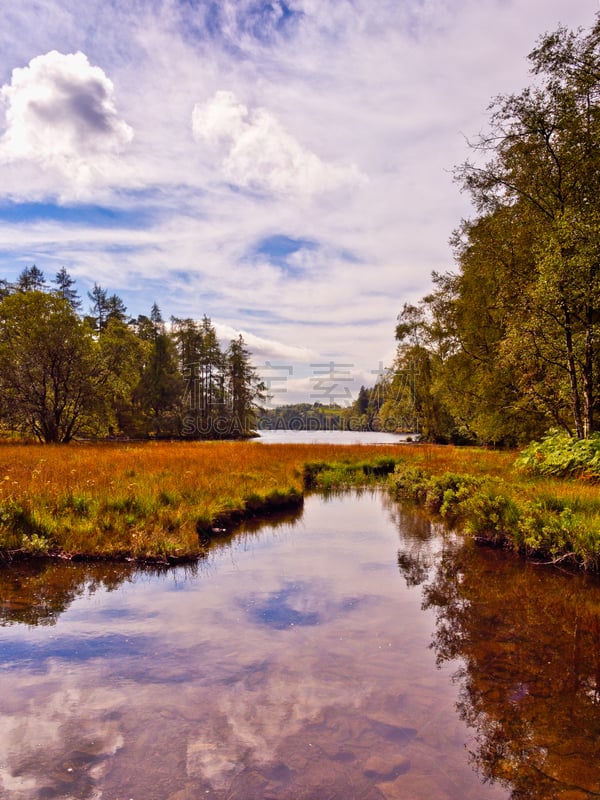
[[2, 440, 600, 570], [0, 441, 404, 561]]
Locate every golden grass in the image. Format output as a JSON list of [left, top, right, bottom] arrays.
[[0, 441, 404, 560], [0, 439, 596, 563]]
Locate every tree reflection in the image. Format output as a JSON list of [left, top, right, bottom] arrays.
[[0, 561, 192, 626], [397, 524, 600, 799]]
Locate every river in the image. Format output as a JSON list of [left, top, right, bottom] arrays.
[[1, 491, 599, 799]]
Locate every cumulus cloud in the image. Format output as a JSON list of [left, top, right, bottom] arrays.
[[192, 90, 365, 195], [0, 50, 133, 186]]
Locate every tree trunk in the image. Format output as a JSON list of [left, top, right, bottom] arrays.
[[561, 298, 585, 438]]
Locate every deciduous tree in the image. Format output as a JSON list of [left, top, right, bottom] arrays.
[[0, 292, 101, 442]]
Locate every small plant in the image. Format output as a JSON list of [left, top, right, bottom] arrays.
[[21, 533, 51, 554]]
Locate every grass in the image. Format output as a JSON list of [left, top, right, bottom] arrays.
[[388, 457, 600, 571], [0, 440, 405, 563], [1, 440, 600, 570]]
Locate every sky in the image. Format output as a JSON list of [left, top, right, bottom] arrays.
[[0, 0, 595, 405]]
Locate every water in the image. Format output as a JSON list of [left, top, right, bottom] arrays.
[[1, 492, 600, 799], [256, 429, 411, 445]]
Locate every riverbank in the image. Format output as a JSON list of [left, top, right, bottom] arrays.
[[1, 440, 599, 570], [309, 453, 600, 572]]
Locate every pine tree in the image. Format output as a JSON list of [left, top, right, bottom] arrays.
[[17, 265, 45, 292], [225, 335, 265, 437], [53, 267, 81, 311], [87, 284, 127, 332]]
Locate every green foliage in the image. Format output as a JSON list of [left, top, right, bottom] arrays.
[[173, 317, 264, 439], [0, 500, 54, 554], [379, 19, 600, 444], [302, 461, 330, 488], [0, 291, 102, 442], [0, 278, 263, 441], [259, 403, 352, 432], [301, 456, 399, 490], [515, 430, 600, 479], [20, 533, 52, 555], [388, 463, 600, 568], [461, 492, 520, 544]]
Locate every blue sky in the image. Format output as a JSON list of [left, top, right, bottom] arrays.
[[0, 0, 594, 403]]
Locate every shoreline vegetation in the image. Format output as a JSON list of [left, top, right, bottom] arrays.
[[2, 439, 600, 573]]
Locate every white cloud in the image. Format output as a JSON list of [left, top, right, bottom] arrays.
[[0, 50, 133, 188], [192, 90, 365, 195], [214, 321, 318, 362]]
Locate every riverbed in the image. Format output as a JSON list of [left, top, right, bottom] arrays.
[[1, 491, 599, 799]]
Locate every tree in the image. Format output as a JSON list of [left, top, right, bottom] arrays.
[[355, 386, 369, 416], [87, 283, 128, 332], [172, 316, 227, 437], [87, 283, 109, 332], [225, 334, 265, 436], [150, 302, 163, 332], [440, 212, 549, 445], [0, 279, 12, 301], [386, 299, 458, 442], [133, 305, 183, 436], [53, 267, 81, 311], [0, 292, 101, 442], [97, 318, 146, 436], [17, 265, 45, 292], [455, 17, 600, 437]]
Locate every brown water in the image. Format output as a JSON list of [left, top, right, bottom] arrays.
[[0, 491, 599, 799]]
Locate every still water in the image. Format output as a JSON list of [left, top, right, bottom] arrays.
[[256, 430, 410, 445], [1, 491, 600, 799]]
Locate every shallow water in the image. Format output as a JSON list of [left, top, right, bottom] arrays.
[[1, 491, 600, 799]]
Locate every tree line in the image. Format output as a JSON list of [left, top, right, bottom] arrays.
[[380, 17, 600, 445], [0, 266, 264, 442]]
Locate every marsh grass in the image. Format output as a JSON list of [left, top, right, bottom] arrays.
[[0, 441, 406, 561], [1, 440, 600, 569]]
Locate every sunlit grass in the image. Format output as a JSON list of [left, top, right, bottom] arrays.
[[1, 440, 599, 567], [387, 450, 600, 571], [0, 441, 405, 560]]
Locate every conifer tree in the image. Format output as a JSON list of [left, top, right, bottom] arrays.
[[17, 265, 45, 292], [53, 267, 81, 311]]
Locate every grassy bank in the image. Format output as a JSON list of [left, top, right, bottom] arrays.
[[295, 446, 600, 572], [388, 465, 600, 572], [2, 440, 600, 570], [0, 441, 404, 563]]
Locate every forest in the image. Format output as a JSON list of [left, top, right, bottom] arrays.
[[0, 266, 264, 442]]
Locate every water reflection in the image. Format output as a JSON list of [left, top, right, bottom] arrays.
[[0, 492, 514, 799], [396, 524, 600, 799], [0, 561, 141, 627], [0, 505, 303, 630]]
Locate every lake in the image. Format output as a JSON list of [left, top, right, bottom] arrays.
[[1, 491, 599, 799], [256, 430, 411, 444]]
